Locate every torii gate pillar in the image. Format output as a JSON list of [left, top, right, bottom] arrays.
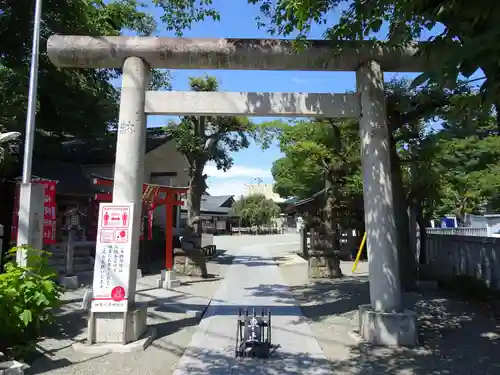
[[356, 60, 418, 346], [86, 57, 152, 350]]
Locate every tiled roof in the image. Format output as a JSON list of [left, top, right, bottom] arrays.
[[181, 194, 235, 214], [26, 132, 173, 196], [59, 132, 171, 164], [32, 159, 94, 196]]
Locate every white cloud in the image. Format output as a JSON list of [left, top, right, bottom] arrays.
[[205, 163, 271, 179], [291, 78, 309, 84]]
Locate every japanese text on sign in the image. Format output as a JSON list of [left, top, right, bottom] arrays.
[[91, 203, 133, 313]]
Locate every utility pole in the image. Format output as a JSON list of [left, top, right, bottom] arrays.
[[17, 0, 44, 266], [22, 0, 42, 185]]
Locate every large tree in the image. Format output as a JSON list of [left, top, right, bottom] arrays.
[[272, 118, 362, 277], [232, 194, 280, 227], [272, 118, 362, 211], [0, 0, 170, 167], [164, 75, 253, 234]]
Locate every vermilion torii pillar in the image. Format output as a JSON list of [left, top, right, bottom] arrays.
[[47, 36, 429, 348]]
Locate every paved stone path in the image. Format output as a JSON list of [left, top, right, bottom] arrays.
[[173, 240, 333, 375]]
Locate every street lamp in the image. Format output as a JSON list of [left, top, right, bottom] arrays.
[[0, 132, 21, 144]]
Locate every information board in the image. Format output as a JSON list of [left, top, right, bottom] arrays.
[[91, 203, 133, 313]]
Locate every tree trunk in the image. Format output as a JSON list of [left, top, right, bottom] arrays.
[[321, 181, 343, 278], [186, 161, 206, 235], [186, 115, 207, 235], [388, 132, 417, 291]]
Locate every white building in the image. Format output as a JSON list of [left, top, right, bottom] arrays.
[[244, 183, 285, 203]]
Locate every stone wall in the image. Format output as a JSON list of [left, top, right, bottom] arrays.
[[425, 234, 500, 290]]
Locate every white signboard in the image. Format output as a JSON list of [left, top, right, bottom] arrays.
[[91, 203, 133, 313]]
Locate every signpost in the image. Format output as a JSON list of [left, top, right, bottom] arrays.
[[91, 203, 133, 313]]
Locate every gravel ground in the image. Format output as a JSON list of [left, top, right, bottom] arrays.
[[25, 253, 234, 375], [278, 259, 500, 375]]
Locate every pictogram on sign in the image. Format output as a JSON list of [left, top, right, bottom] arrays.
[[101, 206, 131, 228]]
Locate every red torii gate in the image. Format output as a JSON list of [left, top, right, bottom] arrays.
[[92, 176, 188, 270]]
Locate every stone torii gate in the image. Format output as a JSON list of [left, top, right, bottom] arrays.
[[47, 36, 426, 348]]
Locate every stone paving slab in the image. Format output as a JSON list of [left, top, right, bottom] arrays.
[[173, 243, 333, 375], [26, 259, 231, 375]]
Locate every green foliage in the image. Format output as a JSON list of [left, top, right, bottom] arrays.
[[270, 77, 500, 226], [0, 247, 63, 359], [246, 0, 500, 104], [232, 194, 281, 227], [164, 75, 253, 175], [0, 0, 171, 167], [272, 118, 362, 206], [152, 0, 220, 36], [156, 1, 500, 106], [159, 75, 253, 230], [390, 76, 500, 220]]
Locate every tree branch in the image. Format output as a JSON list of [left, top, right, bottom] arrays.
[[204, 132, 223, 153], [400, 93, 452, 124]]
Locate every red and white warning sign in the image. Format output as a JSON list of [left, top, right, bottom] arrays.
[[91, 203, 134, 313], [101, 205, 130, 228]]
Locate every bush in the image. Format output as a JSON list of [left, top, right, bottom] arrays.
[[0, 247, 63, 359]]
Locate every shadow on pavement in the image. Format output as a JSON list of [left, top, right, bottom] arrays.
[[145, 275, 500, 375], [244, 274, 500, 375]]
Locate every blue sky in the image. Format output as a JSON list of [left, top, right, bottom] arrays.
[[119, 0, 426, 197]]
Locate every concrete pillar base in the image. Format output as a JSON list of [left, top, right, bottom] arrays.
[[74, 327, 156, 354], [88, 303, 148, 344], [157, 270, 181, 289], [0, 360, 28, 375], [358, 304, 418, 346]]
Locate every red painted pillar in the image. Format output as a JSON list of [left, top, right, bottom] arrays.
[[165, 192, 174, 270]]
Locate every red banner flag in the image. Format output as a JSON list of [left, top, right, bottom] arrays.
[[41, 180, 57, 245], [10, 183, 20, 242]]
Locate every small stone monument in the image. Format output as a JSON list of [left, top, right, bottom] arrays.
[[174, 220, 208, 277], [308, 229, 343, 278]]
